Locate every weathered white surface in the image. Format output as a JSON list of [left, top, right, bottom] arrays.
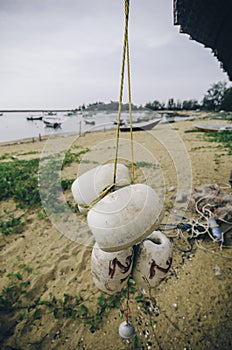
[[91, 243, 133, 294], [133, 230, 173, 289], [71, 163, 131, 213], [87, 184, 163, 251]]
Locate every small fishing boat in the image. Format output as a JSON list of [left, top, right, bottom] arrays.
[[194, 123, 232, 132], [120, 118, 161, 132], [45, 111, 57, 116], [82, 112, 94, 118], [26, 115, 43, 121], [84, 119, 95, 125], [43, 117, 63, 128], [162, 115, 176, 123], [113, 119, 126, 126]]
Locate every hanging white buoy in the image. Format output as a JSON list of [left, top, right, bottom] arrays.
[[91, 243, 133, 295], [119, 321, 135, 339], [133, 230, 173, 290], [87, 184, 163, 252], [71, 163, 131, 213]]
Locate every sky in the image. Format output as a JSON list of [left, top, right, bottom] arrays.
[[0, 0, 230, 110]]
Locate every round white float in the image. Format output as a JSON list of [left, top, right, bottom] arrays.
[[87, 184, 163, 252], [119, 321, 135, 339], [91, 243, 133, 295], [71, 163, 131, 214], [133, 230, 173, 290]]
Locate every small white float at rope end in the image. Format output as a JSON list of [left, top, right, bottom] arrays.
[[119, 321, 135, 339]]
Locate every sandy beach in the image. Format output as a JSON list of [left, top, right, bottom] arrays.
[[0, 119, 231, 350]]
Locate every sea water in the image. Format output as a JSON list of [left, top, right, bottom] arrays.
[[0, 111, 193, 143], [0, 111, 118, 143]]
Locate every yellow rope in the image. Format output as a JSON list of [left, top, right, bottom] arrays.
[[79, 0, 135, 214], [113, 0, 135, 184], [126, 20, 135, 184]]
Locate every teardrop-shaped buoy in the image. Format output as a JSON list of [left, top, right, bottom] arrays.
[[91, 243, 133, 294], [71, 163, 131, 213], [133, 230, 173, 290], [87, 184, 163, 252], [119, 321, 135, 339]]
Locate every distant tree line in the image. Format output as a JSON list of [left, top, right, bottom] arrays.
[[146, 81, 232, 112], [78, 81, 232, 112], [80, 101, 144, 112]]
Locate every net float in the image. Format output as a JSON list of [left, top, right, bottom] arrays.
[[87, 184, 163, 252], [71, 163, 131, 213]]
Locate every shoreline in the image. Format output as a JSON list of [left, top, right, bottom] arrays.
[[0, 115, 229, 146]]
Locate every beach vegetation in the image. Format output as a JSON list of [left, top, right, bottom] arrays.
[[0, 153, 14, 160], [0, 262, 153, 338], [0, 158, 40, 206], [0, 148, 88, 208], [62, 147, 89, 167], [206, 130, 232, 154], [184, 128, 232, 154], [0, 213, 24, 235], [135, 161, 156, 168]]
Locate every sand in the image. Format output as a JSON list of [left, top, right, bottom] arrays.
[[0, 119, 231, 350]]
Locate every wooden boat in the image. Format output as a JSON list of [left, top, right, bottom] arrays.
[[194, 123, 232, 132], [84, 119, 95, 125], [26, 116, 43, 121], [45, 111, 57, 116], [43, 117, 63, 128], [113, 119, 126, 126], [162, 115, 175, 123], [120, 118, 161, 132]]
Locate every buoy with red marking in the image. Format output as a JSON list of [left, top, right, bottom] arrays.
[[133, 230, 173, 290], [91, 243, 133, 295], [87, 184, 163, 252], [71, 163, 131, 214]]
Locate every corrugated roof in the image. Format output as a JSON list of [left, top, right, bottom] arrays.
[[174, 0, 232, 80]]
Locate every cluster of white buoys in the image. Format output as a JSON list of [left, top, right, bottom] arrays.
[[71, 163, 173, 296]]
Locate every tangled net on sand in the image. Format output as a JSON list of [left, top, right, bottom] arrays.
[[162, 184, 232, 258], [188, 183, 232, 223]]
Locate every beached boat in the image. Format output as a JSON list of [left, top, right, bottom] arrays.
[[43, 117, 63, 128], [162, 115, 176, 123], [194, 123, 232, 132], [120, 118, 161, 132]]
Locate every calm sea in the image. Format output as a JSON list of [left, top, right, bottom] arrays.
[[0, 111, 142, 143]]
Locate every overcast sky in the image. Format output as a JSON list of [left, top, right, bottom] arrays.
[[0, 0, 230, 110]]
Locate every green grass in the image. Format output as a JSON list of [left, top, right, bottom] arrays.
[[0, 158, 40, 206], [206, 130, 232, 154], [0, 213, 24, 235], [185, 128, 232, 154], [0, 147, 89, 236], [0, 265, 139, 333], [0, 148, 88, 208]]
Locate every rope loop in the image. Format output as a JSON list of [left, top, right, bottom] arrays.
[[113, 0, 135, 185]]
